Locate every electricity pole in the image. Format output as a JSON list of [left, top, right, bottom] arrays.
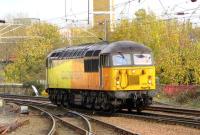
[[88, 0, 90, 24], [65, 0, 67, 17], [104, 20, 108, 41]]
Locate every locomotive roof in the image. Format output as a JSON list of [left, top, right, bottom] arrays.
[[101, 41, 151, 54], [48, 41, 151, 59]]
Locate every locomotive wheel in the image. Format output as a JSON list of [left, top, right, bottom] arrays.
[[86, 103, 92, 109], [56, 96, 61, 107], [136, 98, 143, 113], [49, 95, 53, 102], [108, 105, 115, 114], [85, 96, 92, 109], [128, 107, 132, 113], [94, 97, 101, 111], [136, 107, 142, 113], [126, 99, 133, 113], [62, 94, 69, 107], [51, 94, 56, 105], [102, 103, 113, 113]]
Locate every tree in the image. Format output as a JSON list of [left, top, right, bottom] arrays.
[[4, 23, 64, 82], [110, 9, 200, 84]]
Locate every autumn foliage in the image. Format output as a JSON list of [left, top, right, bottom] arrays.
[[4, 9, 200, 86], [4, 23, 63, 82], [110, 9, 200, 85]]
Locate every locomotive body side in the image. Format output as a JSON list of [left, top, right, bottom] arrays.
[[47, 58, 99, 90]]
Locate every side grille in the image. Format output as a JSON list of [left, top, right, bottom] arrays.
[[128, 75, 139, 85]]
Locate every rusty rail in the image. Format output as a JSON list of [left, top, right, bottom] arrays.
[[146, 105, 200, 116]]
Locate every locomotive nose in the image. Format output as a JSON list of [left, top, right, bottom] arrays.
[[114, 67, 155, 90]]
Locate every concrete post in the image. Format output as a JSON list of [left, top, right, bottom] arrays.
[[0, 98, 5, 113]]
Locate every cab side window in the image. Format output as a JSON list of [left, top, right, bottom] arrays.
[[101, 55, 109, 67], [84, 59, 99, 72]]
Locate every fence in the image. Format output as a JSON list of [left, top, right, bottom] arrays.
[[156, 84, 200, 96], [0, 83, 33, 96]]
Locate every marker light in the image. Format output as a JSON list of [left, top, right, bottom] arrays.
[[116, 77, 120, 85], [132, 70, 136, 73], [148, 76, 152, 84]]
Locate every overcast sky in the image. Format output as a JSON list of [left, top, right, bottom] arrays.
[[0, 0, 200, 26]]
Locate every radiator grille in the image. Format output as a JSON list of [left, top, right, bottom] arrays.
[[128, 75, 139, 85]]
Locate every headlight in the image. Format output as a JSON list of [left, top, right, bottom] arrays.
[[116, 77, 120, 85], [116, 81, 120, 85], [148, 80, 152, 84], [148, 76, 152, 84]]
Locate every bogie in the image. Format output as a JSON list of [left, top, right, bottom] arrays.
[[47, 89, 152, 113]]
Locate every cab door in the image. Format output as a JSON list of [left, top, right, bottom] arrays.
[[99, 54, 110, 90], [99, 55, 104, 89]]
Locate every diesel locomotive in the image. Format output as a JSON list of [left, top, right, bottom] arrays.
[[46, 41, 156, 112]]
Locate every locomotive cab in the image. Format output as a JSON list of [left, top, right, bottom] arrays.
[[110, 52, 155, 90], [100, 51, 155, 91], [99, 42, 155, 111]]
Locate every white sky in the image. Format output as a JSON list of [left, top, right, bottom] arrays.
[[0, 0, 200, 26]]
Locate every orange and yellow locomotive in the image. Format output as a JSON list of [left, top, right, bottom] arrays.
[[46, 41, 155, 112]]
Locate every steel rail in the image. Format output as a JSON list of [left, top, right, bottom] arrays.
[[116, 112, 200, 129], [0, 94, 49, 101], [64, 107, 139, 135], [68, 110, 92, 134], [146, 105, 200, 116], [77, 111, 138, 135], [52, 115, 89, 135], [28, 105, 56, 135]]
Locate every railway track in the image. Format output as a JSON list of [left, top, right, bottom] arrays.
[[2, 94, 200, 132], [72, 104, 200, 129], [117, 110, 200, 129], [1, 95, 138, 135], [111, 101, 200, 129], [72, 107, 200, 129], [146, 105, 200, 116], [65, 109, 136, 135], [0, 94, 49, 101], [4, 98, 91, 135], [0, 102, 56, 135], [27, 105, 56, 135]]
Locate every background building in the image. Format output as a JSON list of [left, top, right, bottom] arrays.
[[92, 0, 115, 29]]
